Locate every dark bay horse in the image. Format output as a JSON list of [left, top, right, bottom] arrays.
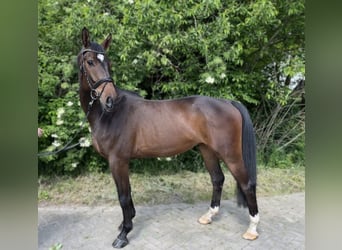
[[77, 27, 259, 248]]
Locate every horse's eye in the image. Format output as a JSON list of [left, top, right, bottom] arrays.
[[87, 60, 94, 66]]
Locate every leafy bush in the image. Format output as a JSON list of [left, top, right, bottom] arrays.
[[38, 0, 305, 175]]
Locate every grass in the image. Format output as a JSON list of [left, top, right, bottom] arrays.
[[38, 166, 305, 206]]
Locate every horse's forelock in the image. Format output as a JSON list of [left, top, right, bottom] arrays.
[[90, 42, 105, 53]]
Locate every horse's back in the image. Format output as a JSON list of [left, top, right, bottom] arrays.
[[126, 95, 241, 132], [124, 95, 242, 158]]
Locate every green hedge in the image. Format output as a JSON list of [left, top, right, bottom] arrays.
[[38, 0, 305, 175]]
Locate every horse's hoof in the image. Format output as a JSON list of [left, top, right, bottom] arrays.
[[198, 207, 219, 225], [198, 216, 212, 225], [112, 237, 129, 248], [242, 231, 259, 240]]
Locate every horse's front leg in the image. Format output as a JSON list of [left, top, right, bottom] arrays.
[[110, 157, 135, 248]]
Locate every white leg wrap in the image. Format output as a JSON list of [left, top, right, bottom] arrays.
[[243, 213, 260, 240], [198, 206, 219, 225]]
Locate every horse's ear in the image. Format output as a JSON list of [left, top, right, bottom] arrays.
[[102, 34, 112, 51], [82, 27, 90, 48]]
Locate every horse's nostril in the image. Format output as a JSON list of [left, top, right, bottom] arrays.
[[106, 96, 114, 109]]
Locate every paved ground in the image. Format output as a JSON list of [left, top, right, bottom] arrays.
[[38, 192, 304, 250]]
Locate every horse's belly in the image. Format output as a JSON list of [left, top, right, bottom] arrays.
[[133, 136, 197, 158]]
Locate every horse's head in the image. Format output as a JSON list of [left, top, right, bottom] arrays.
[[78, 27, 116, 112]]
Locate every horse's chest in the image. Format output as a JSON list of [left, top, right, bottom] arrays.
[[92, 135, 107, 158]]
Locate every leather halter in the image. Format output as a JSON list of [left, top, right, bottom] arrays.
[[79, 48, 114, 92], [79, 48, 115, 110]]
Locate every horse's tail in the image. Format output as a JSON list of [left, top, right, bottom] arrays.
[[231, 101, 257, 207]]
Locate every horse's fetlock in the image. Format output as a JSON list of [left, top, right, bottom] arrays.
[[123, 222, 133, 233]]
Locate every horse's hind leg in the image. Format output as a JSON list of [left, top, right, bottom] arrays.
[[198, 144, 225, 224], [223, 157, 259, 240]]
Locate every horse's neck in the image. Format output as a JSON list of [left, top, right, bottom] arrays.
[[79, 90, 90, 114], [78, 83, 135, 131], [79, 87, 103, 124]]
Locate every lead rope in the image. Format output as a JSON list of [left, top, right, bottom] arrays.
[[37, 77, 98, 157], [37, 106, 92, 157], [37, 79, 110, 157]]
